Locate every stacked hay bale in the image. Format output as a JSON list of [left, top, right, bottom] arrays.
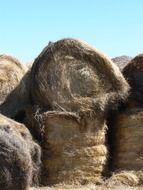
[[40, 111, 107, 185], [112, 109, 143, 170], [0, 54, 31, 120], [27, 38, 129, 185], [123, 54, 143, 108], [110, 54, 143, 185], [0, 113, 41, 190]]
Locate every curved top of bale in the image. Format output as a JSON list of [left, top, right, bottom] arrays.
[[31, 38, 129, 115], [0, 113, 32, 140], [0, 54, 27, 104], [123, 54, 143, 104]]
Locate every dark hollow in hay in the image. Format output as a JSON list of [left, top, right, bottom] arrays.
[[123, 54, 143, 107], [23, 105, 46, 143], [0, 114, 41, 190], [30, 38, 129, 115], [110, 109, 143, 172], [37, 111, 108, 186]]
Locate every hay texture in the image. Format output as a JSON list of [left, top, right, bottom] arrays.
[[30, 38, 129, 115], [106, 171, 139, 187], [0, 54, 30, 119], [0, 54, 27, 104], [111, 109, 143, 172], [0, 114, 41, 190], [123, 54, 143, 108], [37, 111, 108, 186]]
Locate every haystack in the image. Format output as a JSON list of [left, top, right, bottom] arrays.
[[123, 54, 143, 108], [0, 55, 32, 120], [0, 54, 30, 119], [0, 54, 27, 104], [111, 109, 143, 175], [36, 111, 108, 185], [27, 38, 129, 185], [0, 114, 41, 190], [30, 38, 129, 115]]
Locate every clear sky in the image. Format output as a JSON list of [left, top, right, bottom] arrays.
[[0, 0, 143, 63]]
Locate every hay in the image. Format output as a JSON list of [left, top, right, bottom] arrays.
[[37, 111, 108, 186], [0, 54, 27, 104], [0, 54, 30, 119], [30, 38, 129, 115], [111, 109, 143, 173], [0, 69, 31, 119], [23, 105, 46, 143], [0, 114, 41, 190], [123, 54, 143, 108], [106, 171, 139, 187]]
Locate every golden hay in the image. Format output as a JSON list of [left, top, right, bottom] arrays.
[[35, 111, 109, 186], [0, 114, 41, 190], [30, 38, 129, 115], [111, 109, 143, 173]]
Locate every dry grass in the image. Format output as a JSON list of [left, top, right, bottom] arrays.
[[111, 108, 143, 172], [123, 53, 143, 107], [0, 114, 41, 190], [30, 184, 143, 190], [37, 111, 108, 186], [0, 54, 27, 104], [30, 38, 129, 115]]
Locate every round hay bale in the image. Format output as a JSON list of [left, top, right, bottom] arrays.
[[0, 54, 27, 104], [111, 109, 143, 172], [123, 54, 143, 107], [0, 69, 31, 119], [30, 38, 129, 114], [0, 54, 30, 120], [0, 114, 41, 190], [38, 111, 108, 186]]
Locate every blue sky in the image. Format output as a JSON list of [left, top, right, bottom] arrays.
[[0, 0, 143, 62]]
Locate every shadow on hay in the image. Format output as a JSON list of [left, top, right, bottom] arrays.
[[123, 54, 143, 108]]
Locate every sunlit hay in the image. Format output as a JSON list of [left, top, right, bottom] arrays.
[[111, 108, 143, 177], [30, 38, 129, 115], [0, 114, 41, 189], [0, 54, 27, 105], [123, 54, 143, 108], [34, 111, 108, 186], [105, 171, 139, 187]]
